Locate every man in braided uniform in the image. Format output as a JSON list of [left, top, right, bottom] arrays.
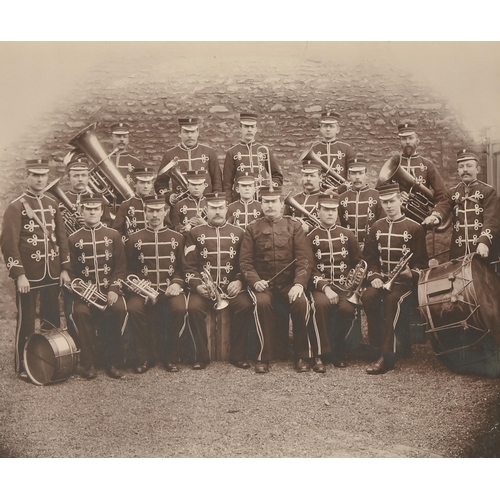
[[227, 173, 262, 229]]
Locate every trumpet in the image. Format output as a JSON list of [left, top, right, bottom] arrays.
[[382, 252, 414, 292], [43, 177, 82, 235], [64, 278, 108, 311], [345, 260, 368, 305], [299, 147, 348, 190], [120, 274, 159, 305], [284, 191, 321, 228], [201, 270, 229, 310]]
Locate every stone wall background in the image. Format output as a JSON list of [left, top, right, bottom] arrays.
[[0, 43, 482, 317]]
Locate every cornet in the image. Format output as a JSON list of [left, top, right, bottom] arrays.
[[120, 274, 159, 305], [382, 252, 414, 292], [345, 260, 368, 305], [64, 278, 108, 311], [201, 270, 229, 310]]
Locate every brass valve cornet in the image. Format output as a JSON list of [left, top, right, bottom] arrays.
[[345, 260, 368, 305], [64, 278, 108, 311], [120, 274, 160, 305], [382, 252, 414, 292], [201, 270, 229, 310]]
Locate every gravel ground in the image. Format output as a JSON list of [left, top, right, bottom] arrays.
[[1, 318, 499, 458]]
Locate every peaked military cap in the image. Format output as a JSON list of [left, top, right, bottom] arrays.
[[25, 159, 50, 174], [178, 117, 199, 131], [260, 186, 282, 199], [240, 112, 258, 125], [143, 194, 166, 208], [185, 170, 206, 184], [80, 193, 105, 207], [397, 122, 418, 137], [318, 192, 340, 208], [377, 183, 400, 200], [133, 165, 155, 181], [236, 172, 257, 184], [110, 122, 130, 134], [347, 158, 368, 171], [205, 192, 227, 207], [456, 148, 479, 163], [320, 111, 341, 124]]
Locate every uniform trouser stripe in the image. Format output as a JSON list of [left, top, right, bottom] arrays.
[[15, 293, 23, 373], [185, 291, 198, 361], [392, 289, 413, 352], [247, 287, 265, 361]]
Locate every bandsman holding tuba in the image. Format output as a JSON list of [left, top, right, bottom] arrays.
[[223, 112, 283, 203], [361, 184, 428, 375], [0, 160, 71, 379], [307, 193, 364, 370], [67, 193, 128, 380], [182, 193, 253, 370], [125, 195, 188, 374]]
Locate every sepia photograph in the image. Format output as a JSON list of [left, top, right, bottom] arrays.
[[1, 4, 499, 496]]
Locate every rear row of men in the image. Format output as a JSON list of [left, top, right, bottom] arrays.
[[2, 112, 499, 381]]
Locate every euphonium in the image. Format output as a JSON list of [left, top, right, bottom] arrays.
[[299, 147, 348, 190], [43, 177, 82, 235], [346, 260, 368, 305], [120, 274, 159, 305], [65, 278, 108, 311], [201, 270, 229, 310], [168, 164, 191, 204], [68, 123, 135, 206], [283, 191, 321, 228], [382, 252, 414, 292], [379, 155, 452, 232]]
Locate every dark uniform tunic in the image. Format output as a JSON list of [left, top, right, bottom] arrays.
[[223, 141, 283, 203], [170, 195, 207, 234], [227, 199, 262, 229], [433, 180, 497, 260], [239, 216, 313, 361], [310, 139, 355, 182], [68, 223, 127, 369], [361, 215, 428, 356], [339, 186, 383, 249], [112, 195, 148, 239], [110, 151, 142, 187], [125, 227, 187, 365], [63, 190, 113, 229], [1, 191, 70, 372], [307, 224, 363, 362], [155, 143, 223, 196], [183, 222, 253, 364]]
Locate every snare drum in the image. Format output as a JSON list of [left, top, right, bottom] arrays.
[[24, 329, 80, 386]]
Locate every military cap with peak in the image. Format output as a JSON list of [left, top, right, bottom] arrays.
[[320, 111, 341, 124], [377, 183, 400, 200], [205, 192, 227, 207], [143, 194, 166, 208], [185, 170, 207, 184], [236, 172, 257, 184], [178, 117, 199, 131], [80, 193, 105, 207], [456, 148, 479, 163], [347, 157, 368, 171], [240, 112, 258, 125], [318, 193, 340, 208], [25, 159, 50, 174], [110, 122, 130, 134], [301, 160, 322, 173], [397, 122, 418, 137], [260, 186, 282, 199], [133, 165, 155, 181], [67, 156, 90, 172]]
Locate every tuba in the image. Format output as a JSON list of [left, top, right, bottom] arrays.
[[43, 177, 82, 235], [68, 123, 135, 207], [284, 191, 321, 229], [379, 155, 451, 232], [382, 252, 414, 292], [64, 278, 108, 311], [299, 146, 348, 190], [345, 260, 368, 305], [201, 270, 229, 310], [120, 274, 160, 305]]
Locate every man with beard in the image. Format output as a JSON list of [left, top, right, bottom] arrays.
[[423, 149, 497, 260], [223, 112, 283, 203], [183, 193, 253, 370], [239, 187, 314, 373], [378, 122, 446, 223], [155, 117, 223, 198]]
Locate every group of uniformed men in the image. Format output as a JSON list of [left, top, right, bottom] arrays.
[[2, 110, 499, 381]]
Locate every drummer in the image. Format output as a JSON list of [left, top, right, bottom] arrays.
[[423, 149, 498, 261]]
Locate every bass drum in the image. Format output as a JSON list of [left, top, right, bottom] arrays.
[[418, 253, 500, 378], [24, 329, 80, 386]]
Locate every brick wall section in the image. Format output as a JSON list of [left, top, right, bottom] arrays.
[[0, 51, 481, 317]]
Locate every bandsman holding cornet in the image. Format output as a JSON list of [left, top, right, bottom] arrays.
[[0, 160, 71, 378], [156, 117, 223, 197], [223, 112, 283, 203], [125, 195, 187, 374], [182, 193, 253, 370], [361, 184, 428, 374], [307, 193, 364, 371], [67, 193, 128, 380]]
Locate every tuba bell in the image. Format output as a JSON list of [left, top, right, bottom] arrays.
[[379, 155, 451, 232], [68, 123, 135, 207], [43, 178, 82, 235], [64, 278, 108, 311], [120, 274, 160, 305], [284, 191, 321, 229], [299, 146, 348, 190]]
